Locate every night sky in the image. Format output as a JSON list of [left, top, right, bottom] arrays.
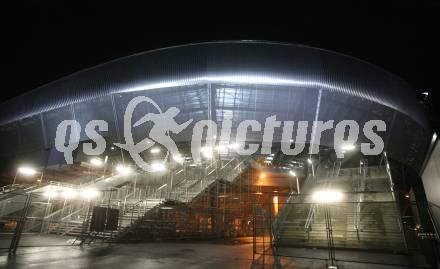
[[2, 2, 440, 129]]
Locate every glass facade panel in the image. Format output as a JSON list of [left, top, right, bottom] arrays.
[[113, 84, 209, 144], [214, 83, 319, 143]]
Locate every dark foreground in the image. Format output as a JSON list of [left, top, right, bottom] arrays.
[[1, 240, 253, 269], [0, 235, 429, 269]]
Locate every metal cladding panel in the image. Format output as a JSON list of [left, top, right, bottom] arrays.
[[0, 41, 430, 130], [0, 41, 432, 173]]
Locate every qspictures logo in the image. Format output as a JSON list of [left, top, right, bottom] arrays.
[[54, 96, 386, 172]]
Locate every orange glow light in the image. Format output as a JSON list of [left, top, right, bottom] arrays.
[[273, 196, 279, 215]]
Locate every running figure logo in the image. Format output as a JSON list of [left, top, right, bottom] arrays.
[[114, 96, 193, 172]]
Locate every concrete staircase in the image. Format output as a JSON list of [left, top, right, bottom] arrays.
[[275, 165, 407, 253], [276, 202, 405, 252]]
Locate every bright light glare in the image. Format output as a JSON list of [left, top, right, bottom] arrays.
[[201, 147, 213, 158], [90, 158, 103, 166], [273, 196, 279, 215], [18, 166, 37, 176], [289, 170, 296, 177], [341, 144, 355, 151], [307, 158, 313, 164], [215, 145, 227, 151], [43, 190, 58, 198], [312, 190, 343, 203], [61, 189, 78, 199], [173, 154, 184, 163], [151, 162, 166, 172], [116, 165, 131, 175], [157, 183, 167, 191], [228, 143, 239, 149], [150, 147, 161, 154], [80, 188, 100, 199]]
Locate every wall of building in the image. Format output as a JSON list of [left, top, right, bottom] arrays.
[[422, 139, 440, 232]]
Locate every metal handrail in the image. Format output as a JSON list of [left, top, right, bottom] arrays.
[[43, 203, 75, 221], [304, 203, 317, 232], [224, 159, 248, 182], [129, 200, 145, 224], [168, 158, 246, 203], [383, 151, 408, 251], [354, 159, 367, 232], [354, 202, 361, 231], [271, 170, 315, 238], [61, 205, 88, 221]]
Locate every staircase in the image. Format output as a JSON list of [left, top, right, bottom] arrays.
[[1, 159, 249, 243], [274, 165, 407, 253], [168, 158, 245, 202], [46, 198, 163, 238], [0, 184, 40, 219], [277, 202, 405, 251], [115, 158, 249, 242], [40, 158, 248, 243]]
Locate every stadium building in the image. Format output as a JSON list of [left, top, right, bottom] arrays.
[[0, 41, 439, 268]]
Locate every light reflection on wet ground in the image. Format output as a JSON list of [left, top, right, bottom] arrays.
[[0, 236, 254, 269]]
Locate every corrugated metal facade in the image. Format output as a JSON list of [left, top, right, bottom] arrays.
[[0, 41, 432, 172]]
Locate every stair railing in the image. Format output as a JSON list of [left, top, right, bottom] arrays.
[[33, 202, 75, 233], [129, 200, 145, 224], [354, 202, 361, 232], [223, 159, 248, 183], [41, 202, 88, 235], [383, 151, 408, 251], [169, 158, 245, 203], [60, 205, 87, 222], [324, 205, 337, 267], [354, 159, 367, 234], [0, 184, 40, 206], [0, 184, 20, 195], [333, 160, 342, 177], [304, 203, 318, 234], [271, 169, 315, 241]]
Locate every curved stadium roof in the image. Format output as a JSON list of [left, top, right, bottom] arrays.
[[0, 41, 432, 172], [0, 41, 430, 129]]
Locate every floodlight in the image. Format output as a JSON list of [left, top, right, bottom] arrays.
[[150, 147, 161, 154], [201, 146, 213, 158], [80, 188, 100, 199], [43, 190, 59, 198], [90, 158, 103, 166], [312, 190, 343, 203], [151, 162, 166, 172], [61, 189, 78, 199], [341, 144, 355, 151], [228, 143, 239, 149], [116, 164, 131, 175], [18, 166, 37, 176], [173, 154, 184, 163]]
